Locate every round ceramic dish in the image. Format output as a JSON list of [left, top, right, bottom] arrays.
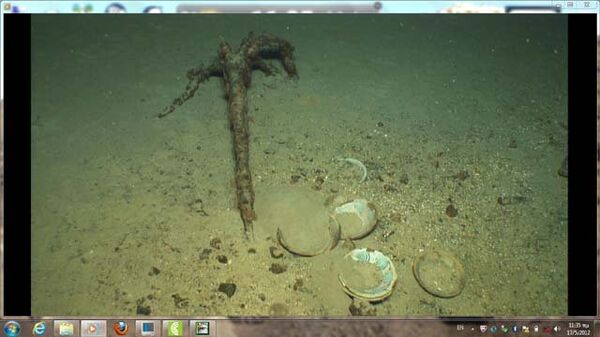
[[277, 220, 340, 257], [333, 199, 378, 240], [338, 248, 397, 302], [412, 249, 465, 298]]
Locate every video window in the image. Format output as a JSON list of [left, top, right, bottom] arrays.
[[27, 14, 569, 316]]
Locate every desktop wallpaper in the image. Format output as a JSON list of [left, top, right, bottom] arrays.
[[30, 14, 567, 316]]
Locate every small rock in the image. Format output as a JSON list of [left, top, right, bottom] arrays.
[[171, 293, 189, 309], [210, 238, 222, 249], [217, 255, 228, 264], [558, 155, 568, 177], [377, 121, 384, 127], [497, 196, 511, 205], [258, 293, 266, 301], [293, 278, 304, 291], [148, 266, 160, 276], [199, 248, 212, 260], [189, 199, 208, 216], [136, 304, 151, 315], [136, 298, 152, 315], [313, 176, 325, 190], [247, 248, 257, 254], [445, 204, 458, 217], [218, 283, 237, 298], [269, 263, 287, 274], [269, 246, 284, 259], [349, 299, 376, 316]]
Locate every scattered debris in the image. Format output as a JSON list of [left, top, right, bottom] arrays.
[[340, 158, 368, 183], [446, 204, 458, 217], [382, 229, 396, 241], [218, 283, 237, 298], [269, 263, 287, 274], [161, 239, 181, 253], [452, 170, 470, 181], [269, 246, 284, 259], [172, 293, 189, 309], [558, 155, 568, 177], [384, 184, 399, 193], [188, 198, 209, 216], [136, 297, 152, 315], [210, 238, 222, 249], [313, 176, 325, 190], [199, 248, 212, 260], [293, 278, 304, 291], [497, 195, 527, 206], [349, 299, 377, 316]]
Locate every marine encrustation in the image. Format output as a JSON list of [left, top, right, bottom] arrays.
[[159, 33, 298, 239]]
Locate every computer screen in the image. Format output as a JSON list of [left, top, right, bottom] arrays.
[[1, 1, 598, 336]]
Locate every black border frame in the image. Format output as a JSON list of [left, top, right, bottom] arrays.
[[566, 13, 597, 316], [4, 13, 32, 316]]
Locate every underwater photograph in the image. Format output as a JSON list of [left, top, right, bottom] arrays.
[[31, 14, 567, 316]]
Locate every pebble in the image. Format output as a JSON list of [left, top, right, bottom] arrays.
[[349, 299, 376, 316], [210, 238, 222, 249], [218, 283, 237, 298], [199, 248, 212, 260], [269, 246, 284, 259], [446, 204, 458, 217], [558, 156, 568, 177]]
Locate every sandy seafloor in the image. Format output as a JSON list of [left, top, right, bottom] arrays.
[[31, 15, 568, 316]]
